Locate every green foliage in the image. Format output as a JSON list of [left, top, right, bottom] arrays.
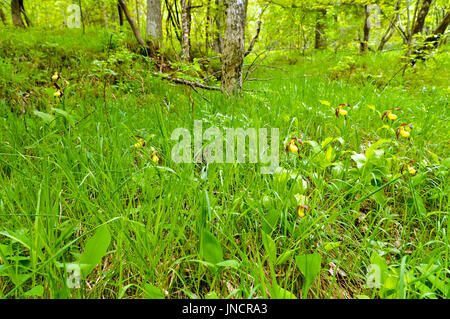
[[0, 18, 448, 300]]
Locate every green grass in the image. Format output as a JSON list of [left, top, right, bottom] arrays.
[[0, 28, 448, 299]]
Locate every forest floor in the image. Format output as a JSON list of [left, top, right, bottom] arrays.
[[0, 28, 448, 299]]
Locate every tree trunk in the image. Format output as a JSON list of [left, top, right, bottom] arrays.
[[78, 0, 85, 34], [245, 5, 267, 57], [19, 0, 31, 27], [181, 0, 192, 61], [205, 0, 212, 52], [411, 0, 432, 37], [360, 5, 370, 53], [213, 0, 225, 53], [118, 2, 124, 26], [118, 0, 149, 49], [0, 8, 7, 25], [221, 0, 246, 95], [378, 1, 401, 51], [11, 0, 25, 27], [314, 8, 327, 50], [146, 0, 163, 48], [411, 11, 450, 64]]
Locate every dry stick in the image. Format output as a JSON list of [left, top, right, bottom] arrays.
[[165, 76, 222, 91], [243, 50, 268, 82]]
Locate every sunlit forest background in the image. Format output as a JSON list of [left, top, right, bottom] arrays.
[[0, 0, 448, 299]]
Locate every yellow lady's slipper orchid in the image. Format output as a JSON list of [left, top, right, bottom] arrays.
[[382, 108, 402, 121], [297, 205, 308, 218], [151, 150, 160, 163], [289, 141, 299, 153], [286, 137, 302, 155], [52, 72, 60, 81], [53, 90, 62, 97], [335, 104, 350, 117], [407, 166, 416, 175], [400, 128, 410, 137], [397, 124, 412, 139], [134, 136, 145, 149], [387, 111, 398, 120]]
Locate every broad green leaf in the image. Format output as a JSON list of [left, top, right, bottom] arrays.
[[205, 291, 220, 299], [276, 250, 295, 265], [200, 230, 223, 265], [24, 285, 44, 297], [272, 284, 297, 299], [216, 259, 240, 268], [295, 253, 322, 296], [143, 284, 165, 299], [261, 231, 276, 264], [33, 110, 55, 123], [78, 225, 111, 278], [261, 209, 280, 234]]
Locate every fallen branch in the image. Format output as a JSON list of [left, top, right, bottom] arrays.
[[163, 76, 222, 91]]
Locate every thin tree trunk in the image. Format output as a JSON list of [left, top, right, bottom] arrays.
[[11, 0, 25, 27], [205, 0, 212, 52], [0, 8, 7, 25], [221, 0, 246, 95], [118, 0, 149, 49], [118, 1, 124, 26], [135, 0, 140, 30], [164, 0, 181, 41], [411, 10, 450, 63], [244, 5, 267, 56], [314, 8, 327, 50], [360, 5, 370, 53], [78, 0, 85, 34], [411, 0, 432, 37], [378, 1, 401, 51], [213, 0, 225, 53], [146, 0, 163, 48], [19, 0, 31, 27], [181, 0, 192, 61]]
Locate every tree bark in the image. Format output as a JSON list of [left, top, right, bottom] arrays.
[[314, 8, 327, 50], [181, 0, 192, 61], [118, 0, 149, 49], [146, 0, 163, 48], [411, 11, 450, 63], [0, 8, 7, 25], [411, 0, 432, 37], [213, 0, 225, 53], [378, 1, 401, 51], [11, 0, 25, 27], [360, 5, 370, 53], [221, 0, 246, 95], [118, 2, 124, 26]]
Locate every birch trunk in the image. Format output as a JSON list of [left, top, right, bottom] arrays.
[[221, 0, 246, 95], [146, 0, 163, 48], [181, 0, 192, 61]]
